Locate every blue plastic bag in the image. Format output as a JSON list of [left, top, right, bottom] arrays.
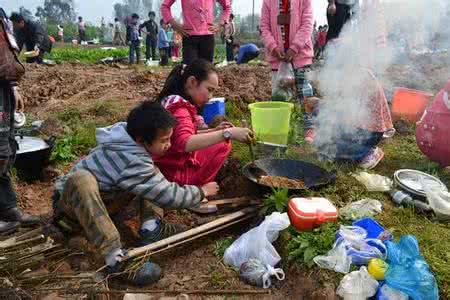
[[384, 235, 439, 300]]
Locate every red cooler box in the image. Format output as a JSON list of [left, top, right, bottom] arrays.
[[288, 197, 338, 231]]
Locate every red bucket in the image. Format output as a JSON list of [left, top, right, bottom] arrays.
[[391, 88, 433, 122]]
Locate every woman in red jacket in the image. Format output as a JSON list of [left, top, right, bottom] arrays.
[[153, 59, 253, 186]]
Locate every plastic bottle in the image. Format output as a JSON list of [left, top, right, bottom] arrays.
[[390, 190, 432, 212]]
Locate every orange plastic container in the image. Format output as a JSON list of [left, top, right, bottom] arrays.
[[391, 88, 433, 122], [288, 197, 338, 231]]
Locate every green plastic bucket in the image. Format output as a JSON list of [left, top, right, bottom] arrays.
[[249, 101, 294, 146]]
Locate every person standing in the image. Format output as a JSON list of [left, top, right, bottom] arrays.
[[128, 14, 141, 65], [161, 0, 231, 64], [166, 25, 174, 58], [140, 12, 159, 65], [57, 24, 64, 42], [0, 8, 39, 233], [260, 0, 315, 143], [172, 30, 182, 59], [326, 0, 357, 42], [224, 13, 235, 63], [10, 13, 53, 64], [78, 16, 86, 43], [158, 19, 170, 66], [113, 18, 126, 46]]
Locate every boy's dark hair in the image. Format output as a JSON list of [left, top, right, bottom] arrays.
[[156, 59, 216, 104], [132, 13, 139, 19], [78, 16, 83, 21], [149, 11, 156, 17], [127, 101, 176, 144], [230, 13, 234, 20], [115, 17, 119, 22], [10, 13, 24, 23], [160, 19, 164, 26]]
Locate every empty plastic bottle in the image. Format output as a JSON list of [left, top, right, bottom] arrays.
[[390, 190, 432, 212]]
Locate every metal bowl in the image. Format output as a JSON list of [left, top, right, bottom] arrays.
[[393, 169, 448, 199]]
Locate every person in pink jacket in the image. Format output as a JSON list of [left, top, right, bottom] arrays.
[[161, 0, 231, 64], [260, 0, 315, 142]]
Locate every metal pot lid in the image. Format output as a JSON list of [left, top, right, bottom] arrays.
[[15, 136, 50, 154], [394, 169, 448, 196]]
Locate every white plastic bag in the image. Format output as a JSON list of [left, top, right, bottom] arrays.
[[340, 199, 383, 220], [424, 185, 450, 221], [313, 239, 352, 274], [377, 284, 409, 300], [224, 212, 290, 268], [352, 172, 393, 192], [239, 258, 285, 288], [337, 266, 379, 300]]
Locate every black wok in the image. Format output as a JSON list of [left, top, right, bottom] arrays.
[[243, 159, 336, 191]]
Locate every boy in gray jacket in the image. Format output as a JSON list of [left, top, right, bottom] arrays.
[[53, 101, 218, 284]]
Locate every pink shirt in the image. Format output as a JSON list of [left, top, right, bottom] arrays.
[[161, 0, 231, 36]]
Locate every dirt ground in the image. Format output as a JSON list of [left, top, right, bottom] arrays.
[[12, 62, 335, 300], [9, 51, 450, 299]]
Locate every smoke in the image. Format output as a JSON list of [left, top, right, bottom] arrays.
[[313, 0, 450, 160]]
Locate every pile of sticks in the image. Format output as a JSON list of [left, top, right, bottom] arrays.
[[0, 226, 99, 295]]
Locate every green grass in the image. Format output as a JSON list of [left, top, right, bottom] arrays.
[[225, 97, 450, 297]]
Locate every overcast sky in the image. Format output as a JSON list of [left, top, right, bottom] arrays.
[[0, 0, 328, 25]]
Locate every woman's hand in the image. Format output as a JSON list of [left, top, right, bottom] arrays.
[[271, 47, 285, 61], [201, 182, 219, 197], [216, 121, 234, 131], [284, 49, 296, 62], [171, 20, 190, 37], [231, 127, 255, 144], [327, 3, 337, 16]]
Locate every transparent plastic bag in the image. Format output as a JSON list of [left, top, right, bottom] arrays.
[[272, 62, 295, 101], [337, 266, 379, 300], [223, 212, 290, 268], [313, 239, 352, 273], [340, 199, 383, 220], [239, 258, 285, 288], [352, 172, 393, 192], [377, 284, 409, 300], [336, 226, 387, 265], [385, 235, 439, 300]]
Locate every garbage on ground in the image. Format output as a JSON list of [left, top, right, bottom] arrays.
[[340, 199, 383, 220], [424, 183, 450, 221], [393, 169, 448, 199], [313, 238, 352, 274], [368, 258, 388, 280], [352, 172, 393, 192], [353, 217, 391, 240], [272, 62, 295, 101], [239, 258, 285, 288], [224, 212, 290, 269], [337, 266, 379, 300], [376, 284, 409, 300], [288, 197, 338, 231], [335, 224, 387, 265], [384, 235, 439, 300], [390, 189, 432, 213]]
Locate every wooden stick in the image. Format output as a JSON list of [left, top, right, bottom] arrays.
[[132, 213, 255, 262], [29, 288, 270, 295], [123, 207, 256, 261], [207, 197, 259, 206]]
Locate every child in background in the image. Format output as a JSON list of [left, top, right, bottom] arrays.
[[316, 26, 328, 59], [172, 30, 182, 59], [166, 25, 174, 58], [128, 14, 141, 64], [57, 24, 64, 42], [260, 0, 316, 143], [158, 19, 170, 66], [154, 59, 253, 189], [53, 102, 219, 284]]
